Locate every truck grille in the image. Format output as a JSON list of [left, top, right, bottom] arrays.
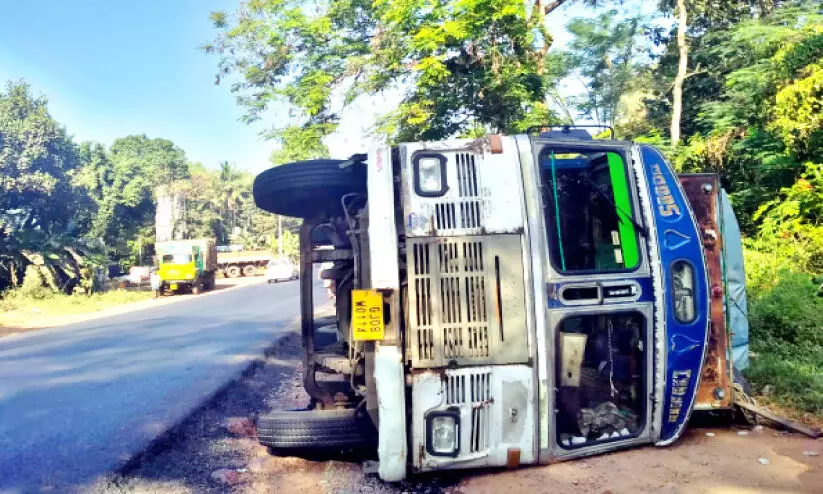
[[431, 152, 484, 234], [407, 235, 528, 368], [444, 369, 492, 453]]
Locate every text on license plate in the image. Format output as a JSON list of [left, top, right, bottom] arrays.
[[351, 290, 384, 341]]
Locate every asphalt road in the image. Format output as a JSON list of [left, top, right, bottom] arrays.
[[0, 279, 322, 493]]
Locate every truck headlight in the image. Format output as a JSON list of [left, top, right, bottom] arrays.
[[672, 261, 696, 323], [413, 153, 448, 197], [426, 410, 460, 457]]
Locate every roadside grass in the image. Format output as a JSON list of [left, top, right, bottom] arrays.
[[0, 289, 153, 327], [746, 340, 823, 417], [743, 265, 823, 420]]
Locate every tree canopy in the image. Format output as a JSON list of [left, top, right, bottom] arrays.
[[204, 1, 623, 152]]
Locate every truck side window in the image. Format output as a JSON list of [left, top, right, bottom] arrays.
[[541, 148, 640, 273]]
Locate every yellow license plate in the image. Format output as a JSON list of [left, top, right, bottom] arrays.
[[351, 290, 384, 341], [170, 283, 178, 290]]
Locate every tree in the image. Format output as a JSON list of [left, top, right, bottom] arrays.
[[0, 81, 94, 290], [205, 0, 613, 156], [654, 0, 784, 145], [669, 0, 688, 146], [655, 3, 823, 233], [0, 214, 105, 293], [179, 163, 226, 242], [75, 135, 190, 264], [565, 10, 647, 127], [215, 160, 250, 237], [0, 81, 84, 231]]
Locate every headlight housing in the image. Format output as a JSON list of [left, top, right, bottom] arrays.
[[413, 153, 448, 197], [671, 260, 696, 323], [426, 410, 460, 457]]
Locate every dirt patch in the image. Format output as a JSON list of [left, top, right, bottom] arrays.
[[0, 277, 266, 338], [88, 331, 821, 494], [460, 428, 821, 494]]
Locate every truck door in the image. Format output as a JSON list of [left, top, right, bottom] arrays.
[[638, 145, 709, 445], [530, 140, 656, 459]]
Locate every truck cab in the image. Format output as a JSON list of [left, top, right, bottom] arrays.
[[252, 128, 739, 481]]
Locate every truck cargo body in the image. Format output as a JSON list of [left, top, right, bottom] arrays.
[[216, 250, 274, 278]]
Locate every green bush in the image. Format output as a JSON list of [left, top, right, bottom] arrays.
[[748, 269, 823, 346], [744, 261, 823, 415], [746, 340, 823, 415], [15, 265, 53, 300]]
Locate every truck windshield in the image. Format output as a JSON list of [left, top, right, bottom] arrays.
[[162, 254, 192, 264], [540, 148, 640, 272]]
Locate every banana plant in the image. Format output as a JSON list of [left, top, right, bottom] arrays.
[[0, 211, 106, 294]]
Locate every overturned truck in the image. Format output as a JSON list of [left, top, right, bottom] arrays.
[[251, 127, 751, 481]]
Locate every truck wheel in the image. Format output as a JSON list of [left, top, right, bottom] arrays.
[[242, 264, 257, 277], [256, 408, 376, 450], [253, 159, 367, 219], [192, 284, 202, 295], [226, 265, 242, 278]]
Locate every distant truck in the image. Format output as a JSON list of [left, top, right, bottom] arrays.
[[216, 247, 274, 278], [155, 238, 217, 295]]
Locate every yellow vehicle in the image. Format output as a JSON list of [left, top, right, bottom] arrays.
[[155, 239, 217, 295]]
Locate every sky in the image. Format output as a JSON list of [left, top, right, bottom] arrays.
[[0, 0, 279, 173], [0, 1, 661, 173]]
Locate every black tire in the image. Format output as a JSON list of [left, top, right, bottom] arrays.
[[192, 284, 202, 295], [226, 265, 242, 278], [253, 159, 367, 219], [256, 409, 376, 450], [242, 264, 257, 277]]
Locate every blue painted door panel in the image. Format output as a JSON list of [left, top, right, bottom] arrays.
[[639, 145, 710, 445]]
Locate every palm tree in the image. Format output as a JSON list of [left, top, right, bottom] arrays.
[[218, 161, 243, 237]]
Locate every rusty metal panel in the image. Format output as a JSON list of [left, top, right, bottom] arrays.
[[679, 174, 732, 409]]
